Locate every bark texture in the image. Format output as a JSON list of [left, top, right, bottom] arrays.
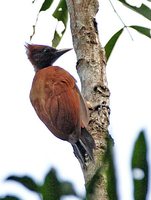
[[66, 0, 110, 199]]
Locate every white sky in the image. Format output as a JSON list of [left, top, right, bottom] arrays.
[[0, 0, 151, 200]]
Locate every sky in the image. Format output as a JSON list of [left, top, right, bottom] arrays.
[[0, 0, 151, 200]]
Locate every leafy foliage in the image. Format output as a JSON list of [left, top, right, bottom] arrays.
[[52, 0, 68, 47], [31, 0, 68, 47], [39, 0, 54, 12], [6, 176, 40, 193], [1, 131, 149, 199], [131, 131, 149, 200], [31, 0, 151, 57], [130, 26, 151, 39], [104, 24, 151, 61], [105, 28, 123, 61], [104, 0, 151, 61], [41, 168, 61, 200], [117, 0, 151, 21], [5, 168, 78, 200]]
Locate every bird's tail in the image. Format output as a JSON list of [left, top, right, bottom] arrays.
[[72, 128, 95, 168]]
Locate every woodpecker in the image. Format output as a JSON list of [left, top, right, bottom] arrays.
[[25, 44, 95, 168]]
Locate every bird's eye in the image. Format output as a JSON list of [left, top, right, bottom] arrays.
[[43, 48, 49, 53]]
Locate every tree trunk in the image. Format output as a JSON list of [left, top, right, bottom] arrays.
[[66, 0, 110, 199]]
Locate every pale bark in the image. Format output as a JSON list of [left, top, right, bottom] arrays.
[[66, 0, 110, 199]]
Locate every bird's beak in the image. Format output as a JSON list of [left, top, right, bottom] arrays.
[[24, 43, 32, 57], [55, 48, 72, 57]]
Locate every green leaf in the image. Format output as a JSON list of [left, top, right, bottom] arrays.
[[0, 196, 21, 200], [31, 0, 68, 45], [6, 176, 40, 193], [52, 0, 68, 47], [105, 28, 123, 61], [41, 168, 78, 199], [52, 30, 62, 48], [61, 181, 77, 196], [41, 168, 61, 200], [30, 0, 54, 40], [130, 25, 151, 39], [53, 0, 68, 26], [117, 0, 151, 21], [40, 0, 54, 12], [131, 131, 148, 200]]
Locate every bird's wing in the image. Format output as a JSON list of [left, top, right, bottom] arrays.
[[40, 76, 83, 143], [75, 86, 89, 128], [50, 85, 81, 139], [50, 81, 89, 133], [30, 67, 88, 143]]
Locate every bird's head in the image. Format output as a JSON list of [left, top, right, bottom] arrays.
[[25, 43, 72, 71]]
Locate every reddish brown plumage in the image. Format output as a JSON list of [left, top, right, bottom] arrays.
[[30, 66, 81, 143], [26, 44, 95, 167]]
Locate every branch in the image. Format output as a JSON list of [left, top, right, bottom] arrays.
[[108, 0, 133, 40], [66, 0, 110, 199]]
